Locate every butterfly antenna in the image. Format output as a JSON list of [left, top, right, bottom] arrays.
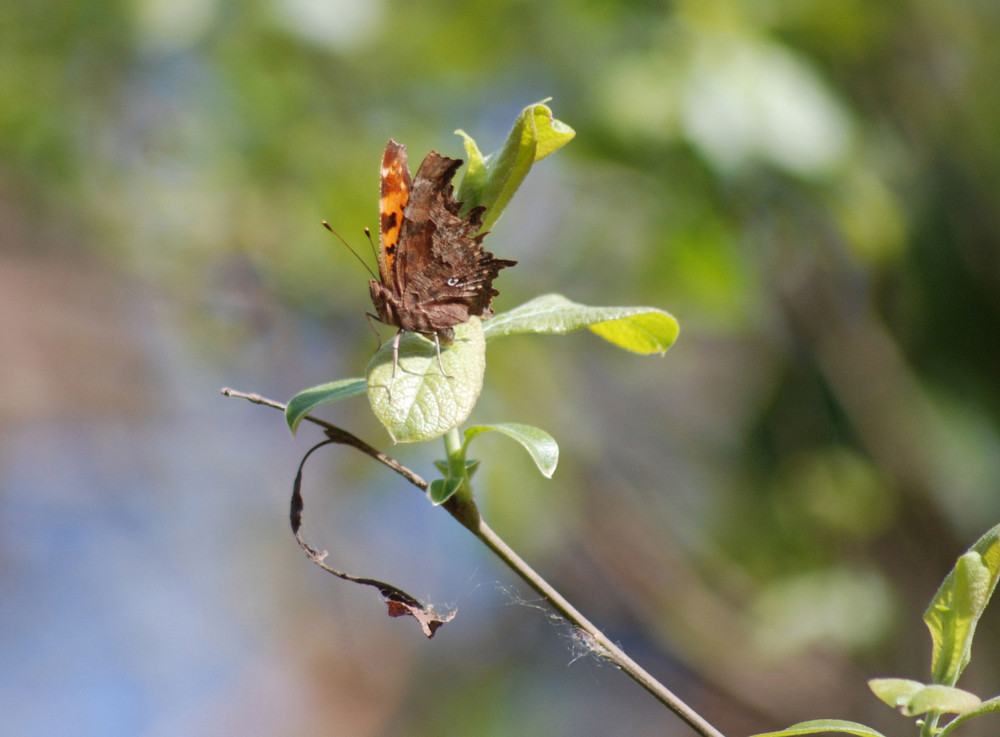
[[364, 227, 379, 263], [323, 221, 377, 280]]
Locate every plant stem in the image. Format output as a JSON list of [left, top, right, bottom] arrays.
[[921, 713, 941, 737], [443, 427, 465, 474], [222, 387, 727, 737], [464, 512, 726, 737]]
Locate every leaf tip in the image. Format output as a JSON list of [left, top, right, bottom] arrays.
[[285, 407, 302, 436]]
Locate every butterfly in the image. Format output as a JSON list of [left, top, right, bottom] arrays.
[[367, 139, 516, 393]]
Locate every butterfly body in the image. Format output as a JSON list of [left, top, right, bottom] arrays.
[[369, 140, 516, 344]]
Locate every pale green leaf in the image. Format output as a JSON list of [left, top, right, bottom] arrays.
[[367, 319, 486, 443], [751, 718, 889, 737], [938, 694, 1000, 737], [869, 678, 926, 709], [903, 684, 981, 716]]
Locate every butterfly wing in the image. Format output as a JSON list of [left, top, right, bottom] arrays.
[[390, 151, 516, 333], [377, 140, 412, 286]]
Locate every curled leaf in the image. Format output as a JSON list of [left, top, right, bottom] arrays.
[[924, 524, 1000, 685], [463, 423, 559, 478], [290, 438, 454, 638], [429, 477, 464, 506], [455, 99, 575, 231]]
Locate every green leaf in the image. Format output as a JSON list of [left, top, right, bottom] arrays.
[[462, 422, 559, 478], [484, 293, 679, 355], [938, 694, 1000, 737], [869, 678, 926, 709], [455, 99, 575, 231], [285, 377, 367, 434], [870, 679, 981, 716], [434, 458, 481, 479], [924, 524, 1000, 685], [750, 719, 889, 737], [904, 685, 981, 716], [367, 319, 486, 443], [428, 477, 464, 506]]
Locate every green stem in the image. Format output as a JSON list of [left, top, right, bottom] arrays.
[[921, 713, 941, 737], [442, 426, 475, 506], [443, 427, 466, 476]]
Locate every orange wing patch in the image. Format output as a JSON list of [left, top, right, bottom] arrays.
[[378, 140, 411, 280]]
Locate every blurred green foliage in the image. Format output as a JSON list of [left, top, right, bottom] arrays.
[[5, 0, 1000, 734]]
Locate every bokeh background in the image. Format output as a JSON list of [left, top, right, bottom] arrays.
[[4, 1, 1000, 735]]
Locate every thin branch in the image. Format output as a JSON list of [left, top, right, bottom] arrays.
[[468, 516, 726, 737], [221, 387, 727, 737], [221, 387, 426, 488]]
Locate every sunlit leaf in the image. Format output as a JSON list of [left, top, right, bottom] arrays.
[[938, 694, 1000, 737], [455, 99, 575, 231], [903, 685, 981, 716], [924, 524, 1000, 685], [484, 293, 679, 355], [870, 679, 981, 716], [750, 719, 889, 737], [868, 678, 925, 709], [367, 319, 486, 443]]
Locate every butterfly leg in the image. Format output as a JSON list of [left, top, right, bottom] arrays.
[[387, 329, 402, 400], [365, 312, 383, 349], [433, 332, 454, 379]]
